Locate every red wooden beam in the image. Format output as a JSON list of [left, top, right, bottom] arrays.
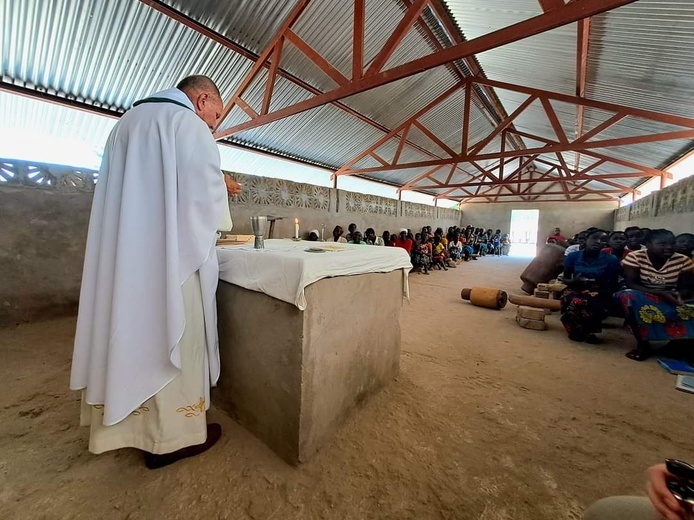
[[432, 167, 490, 198], [427, 0, 525, 152], [444, 163, 457, 185], [392, 124, 411, 165], [460, 190, 624, 198], [541, 97, 569, 144], [235, 97, 258, 119], [462, 198, 616, 203], [141, 0, 462, 171], [470, 130, 694, 162], [538, 0, 566, 12], [216, 0, 312, 125], [533, 157, 665, 181], [574, 113, 626, 144], [342, 121, 689, 174], [461, 84, 471, 156], [366, 0, 430, 76], [353, 0, 365, 80], [261, 38, 285, 115], [499, 131, 506, 179], [370, 152, 390, 167], [468, 95, 536, 156], [507, 129, 675, 178], [398, 165, 447, 191], [216, 0, 638, 139], [400, 173, 646, 191], [469, 161, 499, 182], [474, 77, 694, 129], [587, 178, 639, 194], [285, 29, 349, 86], [412, 120, 458, 157], [400, 0, 523, 153], [574, 16, 591, 168], [334, 81, 465, 175], [427, 175, 445, 186]]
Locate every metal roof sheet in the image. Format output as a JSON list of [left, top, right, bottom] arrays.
[[160, 0, 296, 53], [584, 0, 694, 171], [2, 0, 693, 202]]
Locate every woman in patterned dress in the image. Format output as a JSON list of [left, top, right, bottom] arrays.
[[617, 229, 694, 361]]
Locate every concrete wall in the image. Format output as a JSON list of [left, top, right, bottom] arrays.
[[0, 158, 461, 326], [614, 176, 694, 234], [0, 188, 92, 325], [226, 172, 462, 239], [459, 200, 618, 241]]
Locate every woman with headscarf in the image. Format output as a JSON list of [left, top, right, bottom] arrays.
[[617, 229, 694, 361]]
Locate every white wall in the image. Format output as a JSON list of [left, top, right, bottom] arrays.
[[460, 201, 618, 240]]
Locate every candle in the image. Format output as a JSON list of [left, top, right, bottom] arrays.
[[294, 218, 299, 239]]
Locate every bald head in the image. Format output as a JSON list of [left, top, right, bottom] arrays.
[[177, 75, 223, 131], [177, 75, 221, 98]]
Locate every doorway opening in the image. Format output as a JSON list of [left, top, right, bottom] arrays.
[[509, 209, 539, 258]]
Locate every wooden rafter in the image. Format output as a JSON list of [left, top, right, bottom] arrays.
[[214, 0, 638, 140]]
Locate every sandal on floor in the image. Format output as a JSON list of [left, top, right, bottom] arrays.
[[625, 348, 651, 362]]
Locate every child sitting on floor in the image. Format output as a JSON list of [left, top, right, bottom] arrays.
[[432, 236, 448, 271]]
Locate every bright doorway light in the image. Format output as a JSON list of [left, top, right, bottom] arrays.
[[509, 209, 539, 258]]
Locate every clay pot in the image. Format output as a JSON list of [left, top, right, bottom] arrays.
[[519, 243, 565, 294]]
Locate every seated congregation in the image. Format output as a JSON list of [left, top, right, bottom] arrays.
[[315, 223, 510, 275], [552, 227, 694, 361]]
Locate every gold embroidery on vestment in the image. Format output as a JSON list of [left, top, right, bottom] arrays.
[[91, 404, 149, 416], [131, 405, 150, 416], [176, 397, 205, 417]]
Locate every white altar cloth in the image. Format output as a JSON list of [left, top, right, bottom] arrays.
[[217, 240, 412, 310]]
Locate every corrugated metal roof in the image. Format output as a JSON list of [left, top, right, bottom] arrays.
[[160, 0, 297, 53], [584, 0, 694, 172], [2, 0, 693, 202], [2, 0, 254, 108], [444, 0, 694, 199], [152, 0, 471, 186], [232, 103, 387, 170], [445, 0, 576, 94], [444, 0, 579, 174]]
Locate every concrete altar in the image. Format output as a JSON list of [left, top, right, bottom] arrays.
[[214, 269, 403, 465]]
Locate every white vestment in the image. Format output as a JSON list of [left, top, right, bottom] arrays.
[[70, 88, 228, 443]]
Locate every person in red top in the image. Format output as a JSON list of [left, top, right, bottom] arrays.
[[394, 228, 413, 254], [601, 231, 629, 259], [546, 227, 566, 244]]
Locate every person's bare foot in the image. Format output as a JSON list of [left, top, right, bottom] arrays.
[[144, 423, 222, 469]]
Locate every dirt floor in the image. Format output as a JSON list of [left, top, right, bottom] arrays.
[[1, 256, 693, 520]]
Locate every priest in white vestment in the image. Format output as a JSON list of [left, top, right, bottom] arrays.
[[70, 76, 240, 469]]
